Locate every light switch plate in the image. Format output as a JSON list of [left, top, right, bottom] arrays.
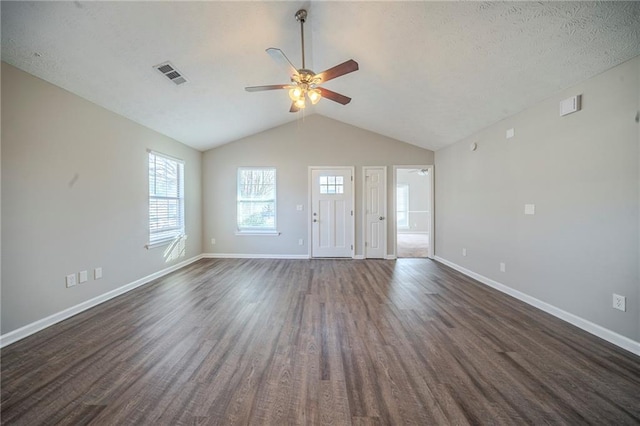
[[94, 267, 103, 280], [296, 204, 303, 211], [500, 262, 506, 272], [524, 204, 535, 215], [79, 270, 88, 283]]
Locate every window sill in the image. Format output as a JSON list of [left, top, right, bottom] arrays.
[[235, 230, 281, 236], [146, 235, 186, 249], [146, 240, 172, 249]]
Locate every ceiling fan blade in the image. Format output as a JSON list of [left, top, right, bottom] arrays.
[[245, 84, 291, 92], [317, 87, 351, 105], [289, 102, 300, 113], [315, 59, 359, 84], [266, 48, 299, 79]]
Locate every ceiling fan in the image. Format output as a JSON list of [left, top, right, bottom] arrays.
[[245, 9, 359, 112]]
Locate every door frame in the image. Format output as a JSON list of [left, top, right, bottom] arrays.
[[308, 166, 356, 259], [362, 166, 388, 259], [392, 165, 435, 259]]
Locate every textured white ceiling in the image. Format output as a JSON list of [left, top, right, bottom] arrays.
[[2, 1, 639, 152]]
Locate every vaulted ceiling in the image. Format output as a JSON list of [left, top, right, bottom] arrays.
[[2, 1, 639, 152]]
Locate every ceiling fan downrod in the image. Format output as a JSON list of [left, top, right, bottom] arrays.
[[295, 9, 307, 69]]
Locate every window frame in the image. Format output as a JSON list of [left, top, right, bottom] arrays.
[[147, 150, 185, 248], [236, 167, 278, 235], [396, 183, 410, 230]]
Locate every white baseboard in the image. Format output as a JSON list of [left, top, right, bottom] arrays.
[[433, 256, 640, 357], [385, 255, 397, 260], [0, 254, 204, 348], [202, 253, 310, 260], [353, 255, 365, 260]]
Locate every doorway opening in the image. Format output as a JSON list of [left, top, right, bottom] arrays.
[[393, 166, 434, 258]]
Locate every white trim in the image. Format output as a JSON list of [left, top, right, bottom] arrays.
[[384, 255, 397, 260], [362, 166, 388, 259], [353, 255, 365, 260], [145, 234, 186, 250], [0, 254, 204, 348], [203, 253, 310, 259], [147, 149, 185, 164], [234, 231, 281, 236], [434, 256, 640, 356]]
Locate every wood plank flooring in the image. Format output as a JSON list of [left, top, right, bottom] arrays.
[[2, 258, 639, 425]]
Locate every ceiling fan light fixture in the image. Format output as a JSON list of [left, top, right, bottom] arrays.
[[289, 87, 303, 101], [308, 88, 321, 104], [294, 98, 306, 109]]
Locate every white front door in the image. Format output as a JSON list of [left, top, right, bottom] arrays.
[[364, 167, 387, 259], [311, 168, 354, 258]]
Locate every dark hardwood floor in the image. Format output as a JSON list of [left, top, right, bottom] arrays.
[[2, 258, 639, 425]]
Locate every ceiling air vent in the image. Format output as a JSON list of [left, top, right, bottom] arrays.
[[153, 61, 187, 85]]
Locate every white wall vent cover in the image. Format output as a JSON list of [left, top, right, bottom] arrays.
[[153, 62, 187, 85], [560, 94, 582, 116]]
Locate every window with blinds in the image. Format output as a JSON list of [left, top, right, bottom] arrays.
[[148, 151, 185, 246], [237, 167, 276, 232]]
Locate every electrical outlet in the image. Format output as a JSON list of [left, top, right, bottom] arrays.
[[500, 262, 506, 272], [211, 238, 216, 245], [94, 267, 103, 280], [462, 248, 467, 257], [613, 294, 626, 312], [79, 270, 88, 283], [298, 238, 304, 246], [66, 274, 77, 288]]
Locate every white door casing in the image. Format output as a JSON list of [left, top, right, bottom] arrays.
[[310, 167, 354, 258], [363, 166, 387, 259]]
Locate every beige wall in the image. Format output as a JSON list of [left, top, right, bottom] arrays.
[[435, 56, 640, 341], [202, 115, 434, 257], [1, 63, 203, 334]]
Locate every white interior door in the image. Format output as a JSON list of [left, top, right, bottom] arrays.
[[311, 168, 354, 258], [364, 166, 387, 259]]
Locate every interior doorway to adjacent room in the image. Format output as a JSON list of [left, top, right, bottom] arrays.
[[394, 166, 434, 258]]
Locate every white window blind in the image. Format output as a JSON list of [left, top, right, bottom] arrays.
[[148, 151, 185, 245], [237, 168, 276, 231], [396, 184, 409, 229]]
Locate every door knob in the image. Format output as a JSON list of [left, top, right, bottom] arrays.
[[379, 216, 385, 220]]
